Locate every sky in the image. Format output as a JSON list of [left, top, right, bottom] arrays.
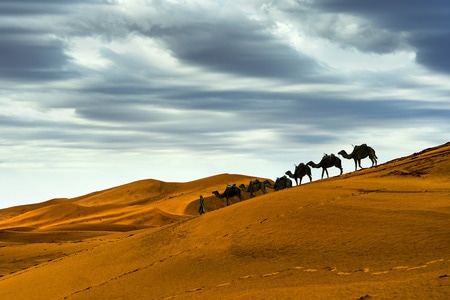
[[1, 0, 449, 208]]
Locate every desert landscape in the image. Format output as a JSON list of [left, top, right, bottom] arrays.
[[0, 142, 449, 299]]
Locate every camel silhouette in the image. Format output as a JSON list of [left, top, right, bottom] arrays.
[[285, 163, 312, 185], [212, 184, 242, 206], [266, 175, 293, 191], [307, 154, 343, 179], [338, 144, 378, 171], [239, 179, 267, 198]]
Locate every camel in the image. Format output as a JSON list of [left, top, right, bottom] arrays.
[[239, 179, 267, 198], [285, 163, 312, 185], [212, 184, 242, 206], [260, 180, 279, 191], [307, 154, 343, 179], [270, 176, 292, 191], [338, 144, 378, 171]]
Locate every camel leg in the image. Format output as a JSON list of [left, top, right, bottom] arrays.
[[308, 174, 312, 182], [371, 157, 377, 167]]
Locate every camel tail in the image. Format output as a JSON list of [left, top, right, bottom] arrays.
[[369, 147, 378, 159]]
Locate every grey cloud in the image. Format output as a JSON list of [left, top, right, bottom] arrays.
[[0, 0, 103, 15], [1, 92, 448, 162], [0, 37, 77, 81], [283, 2, 407, 55], [161, 25, 319, 80], [0, 1, 115, 82], [312, 0, 450, 73], [75, 104, 165, 123], [53, 86, 450, 139], [410, 33, 450, 74], [127, 17, 324, 81], [313, 0, 448, 31], [60, 2, 327, 81], [0, 13, 78, 81]]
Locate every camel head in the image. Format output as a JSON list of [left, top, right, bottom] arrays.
[[285, 170, 294, 177]]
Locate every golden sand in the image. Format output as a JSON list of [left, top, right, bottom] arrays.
[[0, 143, 449, 299]]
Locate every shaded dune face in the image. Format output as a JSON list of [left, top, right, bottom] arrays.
[[0, 143, 449, 299]]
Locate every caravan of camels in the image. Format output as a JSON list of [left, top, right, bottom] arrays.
[[212, 144, 378, 205]]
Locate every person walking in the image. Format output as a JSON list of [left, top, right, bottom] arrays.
[[198, 195, 205, 215]]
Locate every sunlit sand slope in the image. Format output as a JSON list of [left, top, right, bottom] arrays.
[[0, 143, 449, 299], [0, 174, 267, 231]]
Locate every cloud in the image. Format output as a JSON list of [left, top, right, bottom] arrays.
[[64, 2, 325, 81], [312, 0, 450, 74], [144, 23, 322, 81], [411, 33, 450, 74], [0, 36, 77, 81], [0, 1, 88, 81], [0, 0, 106, 14]]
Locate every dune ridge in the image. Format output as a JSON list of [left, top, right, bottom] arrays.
[[0, 142, 449, 299], [0, 174, 266, 232]]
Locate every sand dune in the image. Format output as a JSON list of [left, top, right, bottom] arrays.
[[0, 174, 265, 231], [0, 143, 449, 299]]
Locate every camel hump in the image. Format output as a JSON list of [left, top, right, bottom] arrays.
[[355, 143, 368, 149]]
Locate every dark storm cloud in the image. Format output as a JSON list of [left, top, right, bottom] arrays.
[[312, 0, 450, 74], [0, 0, 102, 15], [67, 3, 322, 82], [0, 36, 77, 81], [1, 17, 71, 81], [140, 22, 323, 81], [410, 33, 450, 74], [313, 0, 449, 30], [0, 0, 112, 81]]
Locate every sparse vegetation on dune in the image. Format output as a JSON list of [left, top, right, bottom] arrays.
[[0, 142, 449, 299]]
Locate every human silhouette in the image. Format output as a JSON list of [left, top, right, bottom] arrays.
[[198, 195, 205, 215]]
